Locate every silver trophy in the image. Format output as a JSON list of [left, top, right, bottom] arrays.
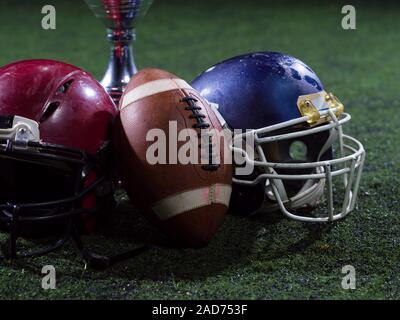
[[85, 0, 154, 104]]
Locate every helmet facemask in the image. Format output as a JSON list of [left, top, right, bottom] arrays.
[[0, 115, 114, 259], [231, 91, 366, 222]]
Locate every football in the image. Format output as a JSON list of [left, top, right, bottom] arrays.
[[113, 68, 232, 247]]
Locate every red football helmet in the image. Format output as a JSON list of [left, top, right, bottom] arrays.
[[0, 59, 117, 259]]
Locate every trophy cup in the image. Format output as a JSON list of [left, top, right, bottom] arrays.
[[85, 0, 154, 104]]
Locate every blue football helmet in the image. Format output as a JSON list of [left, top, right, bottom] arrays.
[[192, 52, 365, 222]]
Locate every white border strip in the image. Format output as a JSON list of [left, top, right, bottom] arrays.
[[121, 78, 193, 109], [152, 184, 232, 221]]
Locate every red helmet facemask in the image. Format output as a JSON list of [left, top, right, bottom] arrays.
[[0, 59, 117, 259]]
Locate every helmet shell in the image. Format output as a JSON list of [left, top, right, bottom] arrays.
[[192, 52, 324, 130], [0, 59, 117, 155]]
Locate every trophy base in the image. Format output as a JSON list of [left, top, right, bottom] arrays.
[[103, 87, 124, 105]]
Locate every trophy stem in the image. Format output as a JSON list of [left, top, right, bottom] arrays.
[[101, 28, 137, 105]]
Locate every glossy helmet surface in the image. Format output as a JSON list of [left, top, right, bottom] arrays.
[[0, 59, 117, 258], [192, 52, 365, 222]]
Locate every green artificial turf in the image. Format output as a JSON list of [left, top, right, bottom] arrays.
[[0, 0, 399, 299]]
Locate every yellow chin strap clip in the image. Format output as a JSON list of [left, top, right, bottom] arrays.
[[297, 90, 344, 126]]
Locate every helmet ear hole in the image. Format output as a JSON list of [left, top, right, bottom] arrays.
[[40, 101, 60, 122], [57, 80, 74, 94], [289, 140, 308, 161]]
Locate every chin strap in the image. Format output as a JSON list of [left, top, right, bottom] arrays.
[[260, 174, 325, 214], [72, 227, 149, 270]]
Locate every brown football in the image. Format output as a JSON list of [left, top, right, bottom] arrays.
[[113, 68, 232, 247]]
